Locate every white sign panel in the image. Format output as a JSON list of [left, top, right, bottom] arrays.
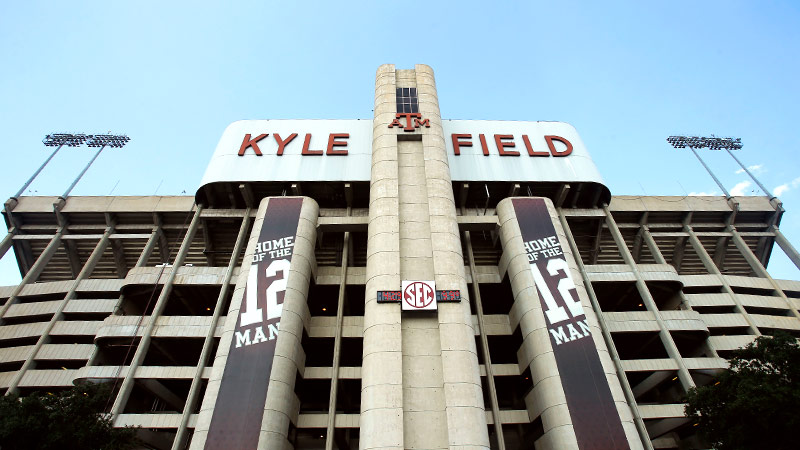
[[444, 120, 604, 184], [199, 119, 373, 186], [401, 280, 437, 311], [197, 119, 607, 190]]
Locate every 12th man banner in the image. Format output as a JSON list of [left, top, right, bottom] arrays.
[[205, 197, 303, 449], [512, 198, 630, 450]]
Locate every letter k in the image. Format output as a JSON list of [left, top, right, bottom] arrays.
[[238, 133, 269, 156]]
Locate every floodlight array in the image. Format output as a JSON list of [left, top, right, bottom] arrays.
[[42, 133, 130, 148], [86, 134, 130, 148], [666, 135, 742, 150], [43, 133, 90, 147]]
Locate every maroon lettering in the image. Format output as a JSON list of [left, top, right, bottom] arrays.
[[523, 135, 550, 156], [546, 135, 573, 156], [301, 134, 323, 155], [398, 113, 422, 131], [478, 134, 490, 156], [273, 133, 297, 156], [326, 133, 349, 155], [494, 134, 519, 156], [452, 134, 472, 155], [414, 118, 430, 128], [238, 133, 268, 156], [388, 118, 403, 128]]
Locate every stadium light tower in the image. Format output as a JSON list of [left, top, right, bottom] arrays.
[[667, 135, 775, 199], [667, 135, 733, 198], [11, 133, 90, 200], [59, 134, 130, 200]]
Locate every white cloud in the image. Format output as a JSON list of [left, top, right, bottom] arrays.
[[773, 177, 800, 197], [688, 191, 718, 196], [735, 164, 765, 175], [730, 181, 751, 196]]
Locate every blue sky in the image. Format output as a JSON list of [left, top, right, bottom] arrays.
[[1, 1, 799, 283]]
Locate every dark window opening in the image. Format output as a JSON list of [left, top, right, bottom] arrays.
[[308, 282, 338, 317], [395, 87, 419, 114], [142, 337, 204, 366], [611, 331, 668, 360], [479, 276, 515, 315]]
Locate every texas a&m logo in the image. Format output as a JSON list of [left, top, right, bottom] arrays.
[[388, 113, 431, 132]]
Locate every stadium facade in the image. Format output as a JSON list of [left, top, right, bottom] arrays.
[[2, 64, 800, 450]]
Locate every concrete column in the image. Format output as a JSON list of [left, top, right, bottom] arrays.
[[773, 227, 800, 271], [85, 226, 163, 367], [5, 226, 113, 395], [135, 228, 160, 268], [684, 226, 761, 336], [641, 225, 718, 356], [416, 65, 488, 449], [172, 209, 251, 450], [325, 230, 349, 450], [361, 64, 404, 450], [604, 206, 695, 393], [111, 204, 204, 418], [191, 197, 317, 450], [0, 227, 64, 321], [464, 230, 506, 449], [497, 198, 642, 450], [259, 197, 318, 449], [727, 226, 800, 321], [0, 228, 15, 261]]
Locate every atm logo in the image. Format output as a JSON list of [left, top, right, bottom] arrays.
[[388, 113, 430, 132]]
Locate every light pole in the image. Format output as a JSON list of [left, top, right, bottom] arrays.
[[12, 134, 89, 200], [59, 134, 130, 200]]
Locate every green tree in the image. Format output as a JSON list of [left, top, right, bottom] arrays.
[[0, 382, 138, 450], [685, 332, 800, 450]]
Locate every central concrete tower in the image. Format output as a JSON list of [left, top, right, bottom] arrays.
[[360, 64, 490, 450]]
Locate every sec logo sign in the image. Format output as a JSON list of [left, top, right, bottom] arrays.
[[401, 280, 437, 311]]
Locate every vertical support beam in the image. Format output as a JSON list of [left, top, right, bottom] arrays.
[[589, 219, 603, 265], [555, 184, 570, 208], [641, 226, 667, 265], [191, 198, 317, 449], [106, 213, 127, 278], [416, 64, 487, 450], [136, 228, 160, 268], [257, 197, 318, 448], [360, 64, 404, 450], [630, 213, 647, 264], [63, 239, 82, 279], [603, 205, 696, 392], [558, 210, 654, 450], [154, 213, 171, 264], [464, 230, 506, 450], [201, 219, 215, 267], [325, 230, 350, 450], [172, 209, 252, 450], [110, 205, 204, 418]]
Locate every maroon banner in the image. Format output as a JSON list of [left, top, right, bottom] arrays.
[[205, 197, 303, 450], [512, 198, 629, 450]]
